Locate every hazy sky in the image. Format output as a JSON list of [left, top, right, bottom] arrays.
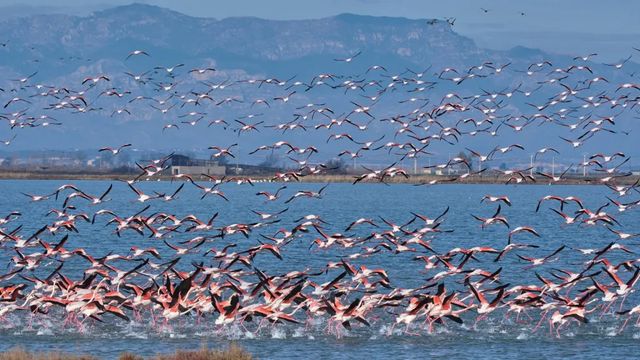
[[1, 0, 638, 61]]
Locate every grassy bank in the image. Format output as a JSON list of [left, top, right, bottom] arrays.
[[0, 170, 637, 185], [0, 345, 252, 360]]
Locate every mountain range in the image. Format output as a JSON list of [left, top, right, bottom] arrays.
[[0, 3, 637, 164]]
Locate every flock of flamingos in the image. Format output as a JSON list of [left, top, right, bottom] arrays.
[[1, 43, 640, 338]]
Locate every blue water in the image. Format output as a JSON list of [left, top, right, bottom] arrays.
[[0, 180, 639, 359]]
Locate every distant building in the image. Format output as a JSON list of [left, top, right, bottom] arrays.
[[168, 154, 225, 176], [421, 168, 444, 176]]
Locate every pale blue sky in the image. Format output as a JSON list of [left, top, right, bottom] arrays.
[[0, 0, 638, 61]]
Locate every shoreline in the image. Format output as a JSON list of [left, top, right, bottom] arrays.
[[0, 171, 637, 185], [0, 345, 252, 360]]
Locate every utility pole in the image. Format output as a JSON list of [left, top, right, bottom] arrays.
[[235, 142, 239, 174], [530, 154, 534, 177], [413, 158, 417, 175], [552, 156, 555, 178], [583, 154, 587, 177]]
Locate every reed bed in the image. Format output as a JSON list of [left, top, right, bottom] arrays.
[[0, 345, 252, 360]]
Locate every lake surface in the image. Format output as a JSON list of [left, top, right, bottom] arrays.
[[0, 180, 639, 359]]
